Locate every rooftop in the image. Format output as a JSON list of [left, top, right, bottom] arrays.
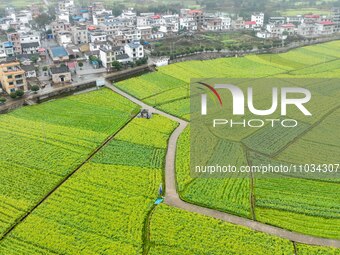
[[318, 21, 334, 25], [50, 46, 68, 57], [21, 42, 40, 48], [116, 53, 130, 60], [281, 23, 295, 28], [127, 41, 141, 49], [21, 65, 35, 71], [304, 14, 320, 18], [50, 65, 70, 74]]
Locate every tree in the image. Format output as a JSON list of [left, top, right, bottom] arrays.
[[9, 92, 17, 99], [42, 66, 48, 71], [31, 85, 40, 93], [0, 8, 5, 17], [7, 27, 16, 33], [34, 13, 51, 31], [112, 61, 122, 70], [0, 97, 6, 104], [30, 55, 39, 64], [78, 62, 84, 69], [15, 90, 24, 98], [112, 3, 125, 16]]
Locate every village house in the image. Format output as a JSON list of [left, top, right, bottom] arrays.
[[88, 31, 107, 43], [244, 21, 257, 29], [49, 46, 69, 62], [0, 39, 14, 61], [124, 41, 144, 61], [268, 17, 286, 25], [181, 9, 205, 29], [316, 21, 335, 35], [21, 42, 40, 54], [204, 16, 231, 31], [232, 17, 245, 30], [7, 32, 21, 54], [138, 26, 152, 40], [332, 7, 340, 32], [297, 23, 317, 37], [0, 60, 27, 93], [71, 25, 88, 45], [51, 21, 71, 38], [50, 66, 71, 84], [99, 44, 124, 68], [21, 64, 37, 78], [251, 13, 264, 27]]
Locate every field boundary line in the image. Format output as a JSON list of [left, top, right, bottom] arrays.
[[293, 241, 298, 255], [142, 205, 156, 255], [0, 112, 138, 242]]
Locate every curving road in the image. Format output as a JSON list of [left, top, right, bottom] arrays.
[[105, 82, 340, 249]]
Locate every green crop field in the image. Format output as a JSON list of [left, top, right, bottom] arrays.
[[149, 204, 294, 254], [0, 114, 177, 254], [0, 89, 137, 238], [115, 40, 340, 239]]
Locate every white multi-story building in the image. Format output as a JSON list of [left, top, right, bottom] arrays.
[[121, 28, 141, 41], [332, 8, 340, 32], [124, 41, 144, 61], [180, 17, 198, 31], [0, 41, 14, 59], [89, 41, 106, 52], [0, 18, 13, 31], [57, 32, 72, 46], [316, 21, 335, 35], [58, 0, 75, 15], [16, 11, 32, 25], [204, 16, 231, 31], [89, 31, 107, 43], [137, 16, 151, 27], [138, 26, 152, 40], [99, 45, 112, 68], [251, 13, 264, 27], [297, 23, 317, 37], [57, 12, 70, 23], [121, 9, 137, 19], [99, 44, 125, 68], [19, 32, 40, 45]]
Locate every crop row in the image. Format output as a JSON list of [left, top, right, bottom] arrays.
[[149, 204, 294, 255], [115, 114, 178, 148]]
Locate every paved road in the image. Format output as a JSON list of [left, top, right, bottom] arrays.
[[104, 82, 340, 248]]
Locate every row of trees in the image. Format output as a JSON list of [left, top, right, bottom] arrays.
[[111, 57, 148, 70]]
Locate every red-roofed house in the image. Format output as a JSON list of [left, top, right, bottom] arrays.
[[280, 23, 296, 34], [244, 21, 256, 29], [151, 15, 161, 19], [316, 20, 335, 35], [180, 9, 204, 28], [304, 14, 321, 24]]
